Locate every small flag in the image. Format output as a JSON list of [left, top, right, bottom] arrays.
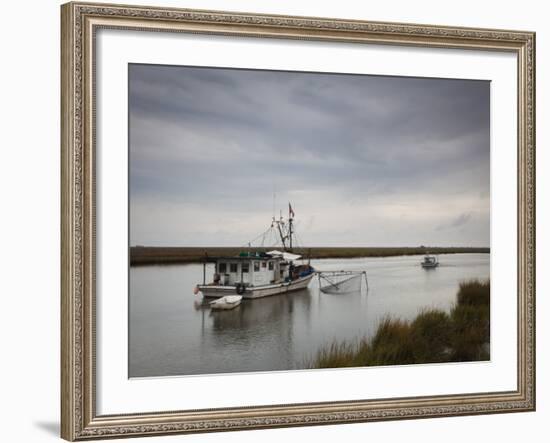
[[289, 203, 295, 218]]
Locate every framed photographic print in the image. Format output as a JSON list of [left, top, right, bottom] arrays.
[[61, 1, 536, 440]]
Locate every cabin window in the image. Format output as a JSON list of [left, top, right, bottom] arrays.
[[261, 261, 267, 269], [242, 263, 249, 273], [254, 261, 260, 272], [218, 263, 227, 273], [268, 261, 274, 271], [230, 263, 238, 273]]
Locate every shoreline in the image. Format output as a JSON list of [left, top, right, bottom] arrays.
[[130, 246, 490, 266]]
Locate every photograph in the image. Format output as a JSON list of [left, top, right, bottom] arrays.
[[128, 64, 491, 378]]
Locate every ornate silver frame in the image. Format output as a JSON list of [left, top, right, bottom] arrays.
[[61, 2, 536, 440]]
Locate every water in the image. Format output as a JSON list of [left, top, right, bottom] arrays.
[[129, 253, 489, 377]]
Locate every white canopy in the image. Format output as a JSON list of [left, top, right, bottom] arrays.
[[267, 250, 302, 261]]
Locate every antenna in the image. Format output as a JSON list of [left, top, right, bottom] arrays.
[[288, 202, 293, 250], [272, 184, 276, 220]]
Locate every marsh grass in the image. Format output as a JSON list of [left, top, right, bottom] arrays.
[[450, 279, 490, 361], [309, 340, 367, 369], [307, 279, 490, 369], [456, 279, 490, 307]]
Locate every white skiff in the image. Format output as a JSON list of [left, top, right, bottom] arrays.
[[209, 295, 242, 310]]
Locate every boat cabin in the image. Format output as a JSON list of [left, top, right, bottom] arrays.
[[206, 250, 306, 288], [214, 256, 282, 286]]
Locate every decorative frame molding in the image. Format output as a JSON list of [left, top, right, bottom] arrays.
[[61, 2, 535, 440]]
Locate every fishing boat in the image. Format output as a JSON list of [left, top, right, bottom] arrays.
[[209, 295, 242, 310], [421, 254, 439, 269], [195, 204, 316, 299]]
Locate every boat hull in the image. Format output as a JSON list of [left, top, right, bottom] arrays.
[[198, 273, 314, 299]]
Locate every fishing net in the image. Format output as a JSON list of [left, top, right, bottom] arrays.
[[320, 274, 363, 294]]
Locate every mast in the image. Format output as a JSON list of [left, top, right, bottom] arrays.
[[288, 216, 293, 251], [276, 212, 287, 250], [288, 202, 294, 251], [272, 204, 295, 252]]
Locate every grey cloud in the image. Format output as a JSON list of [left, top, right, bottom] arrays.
[[436, 213, 473, 231], [129, 64, 490, 247]]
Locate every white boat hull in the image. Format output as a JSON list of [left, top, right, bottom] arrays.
[[198, 273, 314, 299]]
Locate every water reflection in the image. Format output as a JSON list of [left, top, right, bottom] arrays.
[[129, 254, 489, 377], [212, 290, 310, 327]]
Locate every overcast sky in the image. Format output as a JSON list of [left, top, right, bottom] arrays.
[[129, 64, 490, 247]]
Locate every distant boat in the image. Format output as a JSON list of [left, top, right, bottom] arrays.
[[196, 204, 316, 300], [209, 295, 242, 310], [421, 254, 439, 269]]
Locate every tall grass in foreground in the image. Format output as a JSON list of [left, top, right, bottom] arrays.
[[307, 279, 490, 369]]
